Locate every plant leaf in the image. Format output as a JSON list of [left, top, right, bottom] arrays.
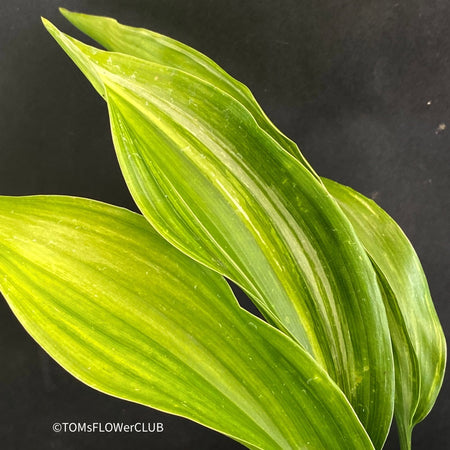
[[323, 178, 447, 450], [53, 11, 446, 447], [58, 8, 318, 180], [0, 195, 375, 449], [43, 18, 395, 447]]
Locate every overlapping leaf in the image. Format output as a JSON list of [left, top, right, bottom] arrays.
[[55, 12, 446, 449], [323, 178, 446, 449], [58, 8, 318, 180], [0, 195, 375, 449], [43, 18, 395, 448]]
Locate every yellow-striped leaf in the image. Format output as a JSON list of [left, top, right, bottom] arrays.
[[0, 195, 374, 449], [50, 11, 446, 449], [323, 178, 446, 450], [58, 8, 318, 179], [43, 16, 395, 447]]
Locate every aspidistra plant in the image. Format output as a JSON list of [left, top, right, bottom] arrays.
[[0, 9, 445, 449]]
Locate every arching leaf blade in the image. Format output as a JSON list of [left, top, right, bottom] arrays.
[[323, 178, 446, 449], [0, 195, 375, 450], [375, 268, 420, 450], [43, 20, 395, 447], [58, 8, 318, 179]]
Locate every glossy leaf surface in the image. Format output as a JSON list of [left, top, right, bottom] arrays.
[[0, 195, 374, 449], [58, 8, 318, 178], [44, 18, 395, 447], [323, 178, 447, 449]]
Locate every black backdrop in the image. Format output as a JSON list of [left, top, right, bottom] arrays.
[[0, 1, 448, 449]]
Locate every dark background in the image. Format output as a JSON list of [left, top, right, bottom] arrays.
[[0, 0, 448, 448]]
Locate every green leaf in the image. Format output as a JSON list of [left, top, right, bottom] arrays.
[[44, 11, 446, 448], [43, 18, 395, 447], [82, 5, 445, 443], [323, 178, 447, 450], [58, 8, 318, 180], [0, 195, 374, 449]]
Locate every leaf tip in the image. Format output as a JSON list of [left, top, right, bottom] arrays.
[[59, 8, 96, 34], [40, 16, 53, 31], [41, 17, 68, 49], [41, 17, 64, 43], [59, 7, 77, 22]]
